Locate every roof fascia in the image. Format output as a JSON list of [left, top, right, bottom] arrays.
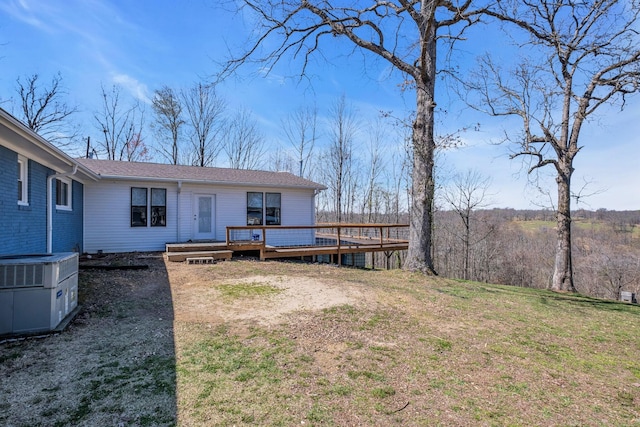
[[0, 109, 99, 182], [95, 174, 325, 190]]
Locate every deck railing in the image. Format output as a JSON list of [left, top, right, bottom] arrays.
[[226, 223, 409, 263]]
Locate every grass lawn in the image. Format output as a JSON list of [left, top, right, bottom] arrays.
[[171, 260, 640, 426], [1, 256, 638, 426]]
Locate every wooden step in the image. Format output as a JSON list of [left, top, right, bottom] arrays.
[[166, 250, 232, 262], [165, 242, 228, 252]]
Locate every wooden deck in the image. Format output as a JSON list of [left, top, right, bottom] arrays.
[[166, 224, 409, 264]]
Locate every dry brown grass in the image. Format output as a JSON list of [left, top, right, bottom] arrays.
[[1, 254, 639, 426]]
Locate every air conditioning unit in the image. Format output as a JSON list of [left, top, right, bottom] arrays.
[[0, 252, 79, 336]]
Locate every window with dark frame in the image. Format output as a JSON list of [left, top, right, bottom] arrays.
[[151, 188, 167, 227], [266, 192, 281, 225], [247, 192, 263, 225], [131, 187, 148, 227]]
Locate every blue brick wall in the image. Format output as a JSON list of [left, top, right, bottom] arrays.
[[52, 179, 83, 253], [0, 145, 83, 255]]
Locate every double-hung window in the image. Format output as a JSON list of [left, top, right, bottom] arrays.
[[18, 155, 28, 205], [131, 187, 167, 227], [266, 193, 281, 225], [55, 178, 72, 210], [131, 187, 148, 227], [247, 192, 263, 225], [150, 188, 166, 227], [247, 192, 282, 225]]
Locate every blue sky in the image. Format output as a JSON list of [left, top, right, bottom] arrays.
[[1, 0, 638, 210]]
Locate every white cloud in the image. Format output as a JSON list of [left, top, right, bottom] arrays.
[[112, 73, 151, 104], [0, 0, 50, 31], [257, 66, 287, 85]]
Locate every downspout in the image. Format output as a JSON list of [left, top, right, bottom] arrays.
[[313, 188, 321, 224], [177, 181, 182, 242], [47, 165, 78, 253]]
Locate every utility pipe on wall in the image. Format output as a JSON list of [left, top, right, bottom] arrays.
[[177, 181, 182, 243], [47, 165, 78, 253]]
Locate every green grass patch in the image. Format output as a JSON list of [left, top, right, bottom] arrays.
[[216, 281, 282, 300], [322, 304, 358, 316], [371, 386, 396, 398], [178, 325, 299, 425], [307, 402, 333, 424], [347, 370, 386, 382]]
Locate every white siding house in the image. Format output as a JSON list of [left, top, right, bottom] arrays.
[[77, 159, 325, 253]]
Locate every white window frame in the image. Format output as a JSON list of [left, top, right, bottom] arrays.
[[18, 155, 28, 206], [55, 177, 72, 211]]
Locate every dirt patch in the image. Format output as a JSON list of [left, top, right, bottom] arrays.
[[170, 272, 374, 326]]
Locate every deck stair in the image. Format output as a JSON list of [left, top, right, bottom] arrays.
[[165, 242, 232, 262]]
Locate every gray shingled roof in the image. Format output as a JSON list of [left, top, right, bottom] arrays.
[[76, 158, 326, 190]]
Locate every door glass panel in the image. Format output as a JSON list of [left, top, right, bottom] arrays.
[[198, 197, 212, 233]]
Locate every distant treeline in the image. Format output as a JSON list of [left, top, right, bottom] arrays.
[[318, 208, 640, 302]]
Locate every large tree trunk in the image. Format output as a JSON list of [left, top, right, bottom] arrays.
[[403, 3, 437, 275], [404, 78, 437, 274], [551, 161, 576, 292]]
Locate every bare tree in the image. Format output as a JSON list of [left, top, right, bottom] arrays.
[[220, 0, 485, 274], [362, 120, 387, 224], [269, 146, 296, 173], [94, 84, 148, 161], [324, 95, 358, 223], [280, 104, 318, 178], [384, 134, 412, 226], [441, 169, 492, 280], [152, 86, 184, 165], [470, 0, 640, 292], [224, 108, 266, 170], [15, 73, 79, 148], [182, 82, 226, 167]]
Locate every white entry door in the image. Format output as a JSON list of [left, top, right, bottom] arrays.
[[193, 194, 216, 240]]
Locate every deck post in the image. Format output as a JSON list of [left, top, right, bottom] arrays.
[[337, 225, 342, 266]]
